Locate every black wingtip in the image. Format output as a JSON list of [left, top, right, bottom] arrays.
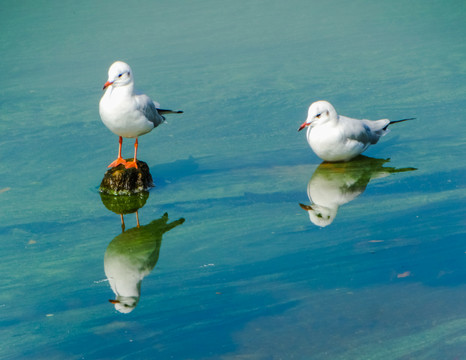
[[157, 109, 183, 115], [384, 117, 415, 130], [390, 117, 416, 124]]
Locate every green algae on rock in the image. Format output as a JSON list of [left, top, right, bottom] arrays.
[[99, 160, 154, 195]]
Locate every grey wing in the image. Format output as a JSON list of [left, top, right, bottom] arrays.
[[340, 116, 372, 145], [135, 94, 166, 128], [361, 119, 390, 144]]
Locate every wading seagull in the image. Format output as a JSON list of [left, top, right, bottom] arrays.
[[298, 100, 414, 162], [99, 61, 182, 169]]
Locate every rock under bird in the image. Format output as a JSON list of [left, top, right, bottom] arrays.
[[298, 100, 414, 162], [99, 61, 182, 169]]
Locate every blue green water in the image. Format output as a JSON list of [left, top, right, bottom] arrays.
[[1, 0, 465, 359]]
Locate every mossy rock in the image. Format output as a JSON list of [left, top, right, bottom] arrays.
[[99, 160, 154, 195]]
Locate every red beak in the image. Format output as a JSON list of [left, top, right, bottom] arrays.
[[299, 203, 313, 211], [103, 81, 113, 90], [109, 299, 120, 304], [298, 122, 307, 132]]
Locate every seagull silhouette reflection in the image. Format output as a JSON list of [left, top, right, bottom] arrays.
[[100, 192, 184, 313], [299, 156, 416, 227]]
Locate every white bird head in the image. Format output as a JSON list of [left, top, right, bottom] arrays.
[[299, 203, 336, 227], [103, 61, 133, 90], [298, 100, 338, 131], [109, 296, 139, 314]]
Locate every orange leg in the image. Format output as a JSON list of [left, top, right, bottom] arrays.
[[120, 214, 125, 232], [108, 136, 127, 168], [125, 138, 139, 169]]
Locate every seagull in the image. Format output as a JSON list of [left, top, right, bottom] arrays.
[[99, 61, 182, 169], [298, 100, 414, 162]]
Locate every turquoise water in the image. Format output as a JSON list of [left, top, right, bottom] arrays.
[[1, 0, 465, 359]]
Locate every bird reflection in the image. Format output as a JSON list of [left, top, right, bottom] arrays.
[[99, 192, 184, 313], [104, 213, 185, 313], [299, 155, 416, 227]]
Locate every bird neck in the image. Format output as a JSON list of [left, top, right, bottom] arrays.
[[119, 82, 134, 95], [328, 114, 340, 126]]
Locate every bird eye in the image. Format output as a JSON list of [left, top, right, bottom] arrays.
[[118, 73, 123, 78], [316, 113, 321, 118]]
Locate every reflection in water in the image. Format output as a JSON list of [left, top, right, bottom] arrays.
[[104, 213, 185, 313], [300, 156, 416, 227], [100, 192, 149, 231], [99, 192, 184, 313]]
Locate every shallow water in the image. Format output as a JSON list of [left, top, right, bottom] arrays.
[[1, 0, 465, 359]]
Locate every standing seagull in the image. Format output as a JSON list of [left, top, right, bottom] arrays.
[[99, 61, 182, 169], [298, 100, 414, 162]]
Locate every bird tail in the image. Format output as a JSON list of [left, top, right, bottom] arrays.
[[383, 117, 415, 130], [157, 109, 183, 115]]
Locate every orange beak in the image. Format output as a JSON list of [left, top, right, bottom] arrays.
[[299, 203, 313, 211], [103, 81, 113, 90], [298, 122, 308, 132], [108, 299, 120, 304]]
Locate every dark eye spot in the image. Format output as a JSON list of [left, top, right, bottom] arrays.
[[118, 73, 123, 78], [316, 113, 321, 118]]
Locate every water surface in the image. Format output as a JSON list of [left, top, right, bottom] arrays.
[[1, 0, 465, 359]]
